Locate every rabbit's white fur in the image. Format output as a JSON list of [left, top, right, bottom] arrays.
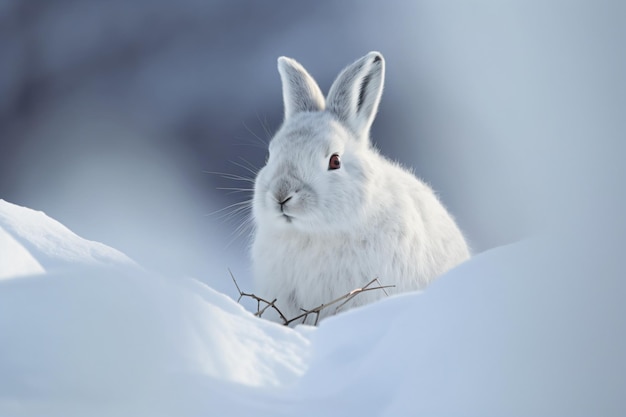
[[252, 52, 469, 324]]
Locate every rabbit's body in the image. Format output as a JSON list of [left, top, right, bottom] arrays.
[[252, 52, 469, 324]]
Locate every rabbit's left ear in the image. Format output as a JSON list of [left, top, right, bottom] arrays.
[[277, 56, 325, 120], [326, 52, 385, 140]]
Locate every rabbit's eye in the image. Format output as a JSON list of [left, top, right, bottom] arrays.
[[328, 154, 341, 170]]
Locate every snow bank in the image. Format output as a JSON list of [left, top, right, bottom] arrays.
[[297, 237, 626, 416], [0, 225, 44, 280], [0, 200, 135, 273], [1, 200, 624, 416], [0, 200, 308, 416]]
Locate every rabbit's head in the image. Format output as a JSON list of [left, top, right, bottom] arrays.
[[253, 52, 385, 234]]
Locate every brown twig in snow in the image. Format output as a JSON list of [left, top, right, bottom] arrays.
[[284, 278, 394, 326], [228, 269, 289, 323], [229, 269, 394, 326]]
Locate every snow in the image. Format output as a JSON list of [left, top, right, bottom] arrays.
[[0, 201, 135, 271], [0, 199, 624, 416], [0, 227, 44, 280]]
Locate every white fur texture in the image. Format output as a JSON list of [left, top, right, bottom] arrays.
[[252, 52, 470, 324]]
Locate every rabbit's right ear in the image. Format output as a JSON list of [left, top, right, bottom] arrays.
[[277, 57, 325, 120], [326, 52, 385, 140]]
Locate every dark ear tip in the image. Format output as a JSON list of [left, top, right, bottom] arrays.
[[366, 51, 384, 65]]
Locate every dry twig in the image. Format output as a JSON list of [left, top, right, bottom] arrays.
[[229, 269, 289, 323], [229, 269, 394, 326]]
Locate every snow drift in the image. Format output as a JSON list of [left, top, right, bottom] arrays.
[[0, 199, 624, 416]]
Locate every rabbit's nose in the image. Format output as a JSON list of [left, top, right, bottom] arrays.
[[279, 195, 292, 211], [275, 182, 295, 205]]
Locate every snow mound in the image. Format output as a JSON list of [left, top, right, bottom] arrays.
[[0, 199, 136, 273], [0, 225, 45, 279], [0, 201, 310, 416], [297, 238, 626, 416], [0, 200, 624, 416]]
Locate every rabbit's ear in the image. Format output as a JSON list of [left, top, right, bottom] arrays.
[[326, 52, 385, 139], [277, 56, 325, 120]]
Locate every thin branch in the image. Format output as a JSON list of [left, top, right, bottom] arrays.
[[284, 278, 395, 326], [228, 268, 244, 302], [229, 270, 395, 326], [229, 269, 289, 323], [333, 278, 391, 313], [256, 298, 279, 317]]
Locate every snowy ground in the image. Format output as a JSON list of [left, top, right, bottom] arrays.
[[0, 199, 624, 416]]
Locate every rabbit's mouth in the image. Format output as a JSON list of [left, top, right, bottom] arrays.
[[278, 198, 294, 223]]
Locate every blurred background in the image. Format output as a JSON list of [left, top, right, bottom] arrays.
[[1, 0, 624, 294]]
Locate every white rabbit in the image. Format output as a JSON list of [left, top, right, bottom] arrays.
[[251, 51, 470, 325]]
